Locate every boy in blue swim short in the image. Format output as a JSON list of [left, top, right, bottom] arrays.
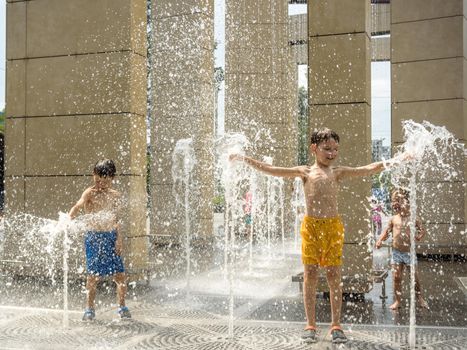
[[376, 189, 428, 310], [231, 129, 410, 344], [69, 159, 131, 321]]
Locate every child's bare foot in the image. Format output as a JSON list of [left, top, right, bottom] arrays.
[[390, 301, 401, 310], [417, 297, 429, 309]]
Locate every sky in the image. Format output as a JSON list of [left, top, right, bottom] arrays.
[[371, 61, 391, 146], [0, 2, 390, 144]]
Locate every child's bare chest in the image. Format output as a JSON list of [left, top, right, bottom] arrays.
[[302, 169, 339, 217], [393, 217, 411, 238], [85, 192, 116, 213], [306, 171, 338, 196]]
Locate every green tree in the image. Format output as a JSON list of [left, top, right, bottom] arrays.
[[0, 108, 5, 133], [372, 171, 392, 211], [297, 86, 309, 165]]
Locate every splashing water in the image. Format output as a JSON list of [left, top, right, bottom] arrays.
[[46, 213, 75, 328], [172, 138, 196, 299], [266, 174, 284, 259], [292, 177, 305, 251], [3, 211, 95, 327], [215, 132, 249, 339], [248, 171, 259, 272], [390, 120, 465, 349], [278, 177, 285, 257]]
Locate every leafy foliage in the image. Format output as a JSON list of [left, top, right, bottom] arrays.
[[0, 108, 4, 133]]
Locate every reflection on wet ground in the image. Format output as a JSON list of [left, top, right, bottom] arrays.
[[245, 258, 467, 327]]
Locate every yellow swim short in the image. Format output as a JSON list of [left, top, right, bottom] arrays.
[[300, 215, 345, 266]]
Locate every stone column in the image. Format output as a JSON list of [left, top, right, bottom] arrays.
[[150, 0, 215, 271], [225, 0, 296, 237], [391, 0, 466, 255], [4, 0, 148, 279], [225, 0, 295, 165], [308, 0, 372, 292]]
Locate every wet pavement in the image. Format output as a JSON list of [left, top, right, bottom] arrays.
[[0, 239, 466, 349], [0, 302, 466, 350]]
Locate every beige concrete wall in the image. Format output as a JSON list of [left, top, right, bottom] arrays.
[[391, 0, 466, 254], [150, 1, 214, 243], [309, 0, 372, 292], [4, 0, 148, 278], [226, 0, 295, 163], [225, 0, 297, 238]]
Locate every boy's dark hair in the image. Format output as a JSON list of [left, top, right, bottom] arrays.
[[93, 159, 116, 178], [392, 188, 410, 201], [310, 128, 340, 145]]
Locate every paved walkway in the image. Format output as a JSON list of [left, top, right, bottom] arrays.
[[0, 302, 466, 350], [0, 237, 466, 349]]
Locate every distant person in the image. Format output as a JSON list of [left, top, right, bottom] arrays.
[[370, 197, 384, 239], [230, 128, 410, 344], [376, 188, 428, 310], [69, 159, 131, 321], [243, 190, 253, 238]]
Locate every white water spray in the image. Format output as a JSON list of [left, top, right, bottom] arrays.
[[172, 138, 196, 299], [215, 133, 249, 339], [292, 177, 305, 251], [390, 120, 465, 349]]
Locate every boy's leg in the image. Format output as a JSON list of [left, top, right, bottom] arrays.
[[325, 265, 342, 328], [414, 268, 429, 308], [303, 264, 319, 328], [390, 264, 403, 309], [86, 275, 99, 309], [114, 272, 127, 307]]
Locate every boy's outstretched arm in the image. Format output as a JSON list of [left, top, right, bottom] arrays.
[[230, 154, 307, 179], [335, 152, 411, 180], [376, 219, 392, 249], [68, 189, 90, 219]]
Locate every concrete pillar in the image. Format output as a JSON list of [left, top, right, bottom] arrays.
[[150, 1, 215, 258], [4, 0, 148, 278], [308, 0, 372, 292], [391, 0, 466, 255], [225, 0, 295, 164], [225, 0, 297, 237]]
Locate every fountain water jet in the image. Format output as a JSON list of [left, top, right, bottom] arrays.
[[391, 120, 465, 349], [215, 133, 249, 338], [172, 138, 196, 300], [292, 177, 305, 252]]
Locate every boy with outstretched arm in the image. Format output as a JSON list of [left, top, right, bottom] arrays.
[[230, 128, 408, 344], [69, 159, 131, 321], [376, 188, 428, 310]]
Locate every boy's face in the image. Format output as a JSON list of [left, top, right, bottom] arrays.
[[391, 192, 409, 214], [310, 138, 339, 166], [93, 174, 113, 190]]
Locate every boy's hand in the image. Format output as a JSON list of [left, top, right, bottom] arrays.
[[415, 235, 423, 242], [397, 151, 415, 162], [375, 240, 382, 249], [115, 239, 123, 256], [229, 154, 243, 162]]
